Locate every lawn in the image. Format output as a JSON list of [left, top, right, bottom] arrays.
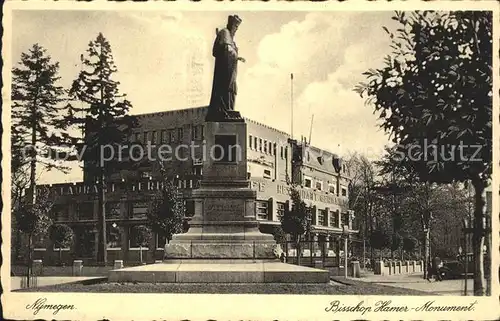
[[15, 278, 430, 295]]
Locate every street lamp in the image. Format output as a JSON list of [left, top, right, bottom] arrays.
[[342, 224, 349, 278]]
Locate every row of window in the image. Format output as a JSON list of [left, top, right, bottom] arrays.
[[303, 177, 348, 197], [316, 209, 344, 228], [54, 199, 197, 222], [248, 135, 288, 159], [107, 224, 171, 249], [55, 201, 152, 221], [132, 125, 204, 145], [255, 201, 349, 228]]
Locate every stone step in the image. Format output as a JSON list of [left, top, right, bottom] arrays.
[[108, 262, 329, 283]]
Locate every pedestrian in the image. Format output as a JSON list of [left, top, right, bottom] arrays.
[[426, 261, 433, 282], [432, 256, 442, 281]]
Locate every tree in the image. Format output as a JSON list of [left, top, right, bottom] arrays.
[[402, 236, 417, 259], [147, 163, 185, 248], [131, 225, 152, 264], [280, 185, 311, 265], [270, 225, 287, 248], [14, 187, 53, 287], [356, 11, 492, 295], [49, 224, 74, 265], [12, 44, 70, 203], [369, 228, 390, 260], [345, 152, 378, 266], [65, 33, 137, 265]]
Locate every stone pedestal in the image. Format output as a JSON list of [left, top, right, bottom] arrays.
[[32, 260, 43, 276], [73, 260, 83, 276], [351, 260, 360, 278], [114, 260, 124, 270], [165, 121, 276, 260]]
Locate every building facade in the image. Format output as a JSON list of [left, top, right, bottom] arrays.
[[26, 106, 357, 265]]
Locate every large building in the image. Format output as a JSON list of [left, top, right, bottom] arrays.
[[25, 106, 358, 265]]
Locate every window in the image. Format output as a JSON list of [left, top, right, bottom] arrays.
[[284, 147, 288, 160], [130, 201, 148, 218], [192, 125, 203, 140], [273, 143, 277, 156], [106, 202, 121, 219], [143, 131, 149, 144], [156, 234, 167, 249], [33, 233, 46, 249], [306, 152, 310, 162], [264, 140, 268, 153], [280, 146, 284, 159], [52, 204, 68, 221], [256, 201, 268, 220], [259, 138, 262, 152], [129, 226, 149, 249], [318, 209, 326, 226], [249, 135, 253, 149], [341, 212, 350, 228], [341, 187, 347, 197], [168, 129, 176, 143], [263, 169, 272, 179], [330, 211, 339, 228], [151, 131, 157, 144], [177, 128, 184, 142], [135, 132, 141, 143], [316, 181, 323, 191], [254, 137, 258, 150], [76, 202, 93, 220], [161, 130, 167, 143], [107, 223, 121, 248], [277, 202, 285, 219], [304, 177, 312, 188], [193, 165, 202, 176], [328, 184, 335, 194]]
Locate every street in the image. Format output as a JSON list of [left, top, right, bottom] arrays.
[[354, 273, 474, 296]]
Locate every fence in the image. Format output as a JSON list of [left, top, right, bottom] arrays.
[[18, 275, 38, 289], [283, 240, 343, 268]]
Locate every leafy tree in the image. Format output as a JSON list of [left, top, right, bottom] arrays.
[[11, 44, 69, 203], [369, 228, 390, 260], [402, 236, 417, 258], [131, 225, 152, 264], [49, 224, 74, 265], [356, 11, 492, 295], [270, 225, 287, 247], [345, 152, 378, 265], [147, 163, 185, 249], [65, 33, 138, 265], [14, 188, 53, 287], [280, 185, 311, 265]]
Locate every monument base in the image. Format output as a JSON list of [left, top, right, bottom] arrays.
[[108, 261, 330, 283], [164, 240, 276, 259]]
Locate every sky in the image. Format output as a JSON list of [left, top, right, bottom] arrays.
[[12, 10, 398, 184]]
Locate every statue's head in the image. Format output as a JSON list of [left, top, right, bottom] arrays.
[[227, 15, 242, 34]]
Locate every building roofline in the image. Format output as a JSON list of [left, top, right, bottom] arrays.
[[131, 106, 340, 156]]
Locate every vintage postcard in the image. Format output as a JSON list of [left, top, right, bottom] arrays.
[[2, 0, 499, 320]]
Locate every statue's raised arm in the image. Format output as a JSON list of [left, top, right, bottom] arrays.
[[206, 15, 244, 122]]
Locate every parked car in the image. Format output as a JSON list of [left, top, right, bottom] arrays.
[[438, 253, 474, 280]]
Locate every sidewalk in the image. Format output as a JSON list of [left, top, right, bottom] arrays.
[[10, 276, 105, 291], [353, 272, 474, 295]]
